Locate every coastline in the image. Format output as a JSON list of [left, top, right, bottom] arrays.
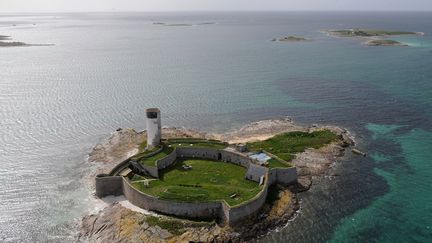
[[80, 118, 355, 242]]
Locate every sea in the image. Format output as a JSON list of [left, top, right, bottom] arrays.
[[0, 12, 431, 242]]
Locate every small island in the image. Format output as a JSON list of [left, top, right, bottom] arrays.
[[0, 35, 28, 47], [0, 34, 53, 47], [80, 109, 357, 242], [366, 39, 408, 46], [0, 41, 28, 47], [325, 29, 422, 47], [273, 36, 310, 42], [327, 29, 418, 37]]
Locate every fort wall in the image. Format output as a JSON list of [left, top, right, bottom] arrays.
[[176, 147, 220, 161], [96, 146, 298, 225], [156, 148, 177, 170], [123, 178, 223, 219], [95, 175, 123, 198], [224, 179, 270, 225]]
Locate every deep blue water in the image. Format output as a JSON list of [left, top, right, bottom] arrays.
[[0, 12, 431, 242]]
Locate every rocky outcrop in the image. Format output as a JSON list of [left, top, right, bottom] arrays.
[[89, 128, 145, 164], [80, 204, 173, 243], [220, 117, 307, 143]]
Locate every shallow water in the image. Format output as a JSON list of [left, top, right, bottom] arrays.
[[0, 12, 431, 242]]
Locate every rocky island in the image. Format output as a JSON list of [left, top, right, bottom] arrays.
[[326, 29, 423, 47], [273, 36, 310, 42], [0, 35, 28, 47], [327, 29, 419, 37], [366, 39, 408, 46], [80, 110, 356, 242]]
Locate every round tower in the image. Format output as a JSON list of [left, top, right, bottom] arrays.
[[146, 108, 161, 148]]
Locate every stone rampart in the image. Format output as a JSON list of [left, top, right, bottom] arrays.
[[224, 183, 269, 225], [274, 167, 297, 185], [130, 160, 159, 178], [176, 147, 220, 160], [95, 175, 123, 198], [109, 158, 131, 176], [156, 148, 177, 170], [221, 150, 251, 167], [122, 178, 222, 219], [141, 164, 159, 178]]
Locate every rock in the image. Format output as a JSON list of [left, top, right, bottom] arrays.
[[297, 176, 312, 192], [88, 128, 145, 171], [79, 204, 173, 243], [352, 148, 367, 157]]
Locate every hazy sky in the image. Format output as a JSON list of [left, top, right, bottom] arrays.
[[1, 0, 432, 12]]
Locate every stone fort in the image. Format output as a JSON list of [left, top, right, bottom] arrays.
[[95, 108, 298, 225]]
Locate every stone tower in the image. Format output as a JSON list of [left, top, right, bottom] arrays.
[[146, 108, 161, 148]]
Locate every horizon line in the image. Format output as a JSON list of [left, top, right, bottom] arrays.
[[1, 10, 432, 14]]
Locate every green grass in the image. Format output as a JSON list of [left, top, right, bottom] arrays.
[[144, 216, 185, 235], [142, 216, 213, 235], [167, 138, 220, 142], [169, 142, 227, 149], [132, 158, 261, 206], [267, 158, 291, 168], [247, 130, 339, 166], [138, 140, 147, 152], [138, 146, 174, 167], [131, 174, 153, 181], [132, 145, 162, 161], [167, 138, 227, 149], [133, 138, 226, 168]]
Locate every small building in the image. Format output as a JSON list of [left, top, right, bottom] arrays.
[[245, 163, 268, 183], [235, 143, 247, 152], [248, 152, 271, 166]]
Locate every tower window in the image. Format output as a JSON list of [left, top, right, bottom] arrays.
[[147, 112, 158, 119]]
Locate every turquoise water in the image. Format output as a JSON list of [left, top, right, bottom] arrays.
[[330, 125, 432, 242], [0, 12, 432, 242]]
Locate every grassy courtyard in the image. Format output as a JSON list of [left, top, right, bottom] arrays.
[[131, 158, 261, 206], [247, 130, 339, 167], [132, 138, 226, 167]]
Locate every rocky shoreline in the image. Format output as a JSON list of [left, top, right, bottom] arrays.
[[81, 118, 355, 242]]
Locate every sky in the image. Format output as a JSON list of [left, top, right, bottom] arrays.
[[1, 0, 432, 12]]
